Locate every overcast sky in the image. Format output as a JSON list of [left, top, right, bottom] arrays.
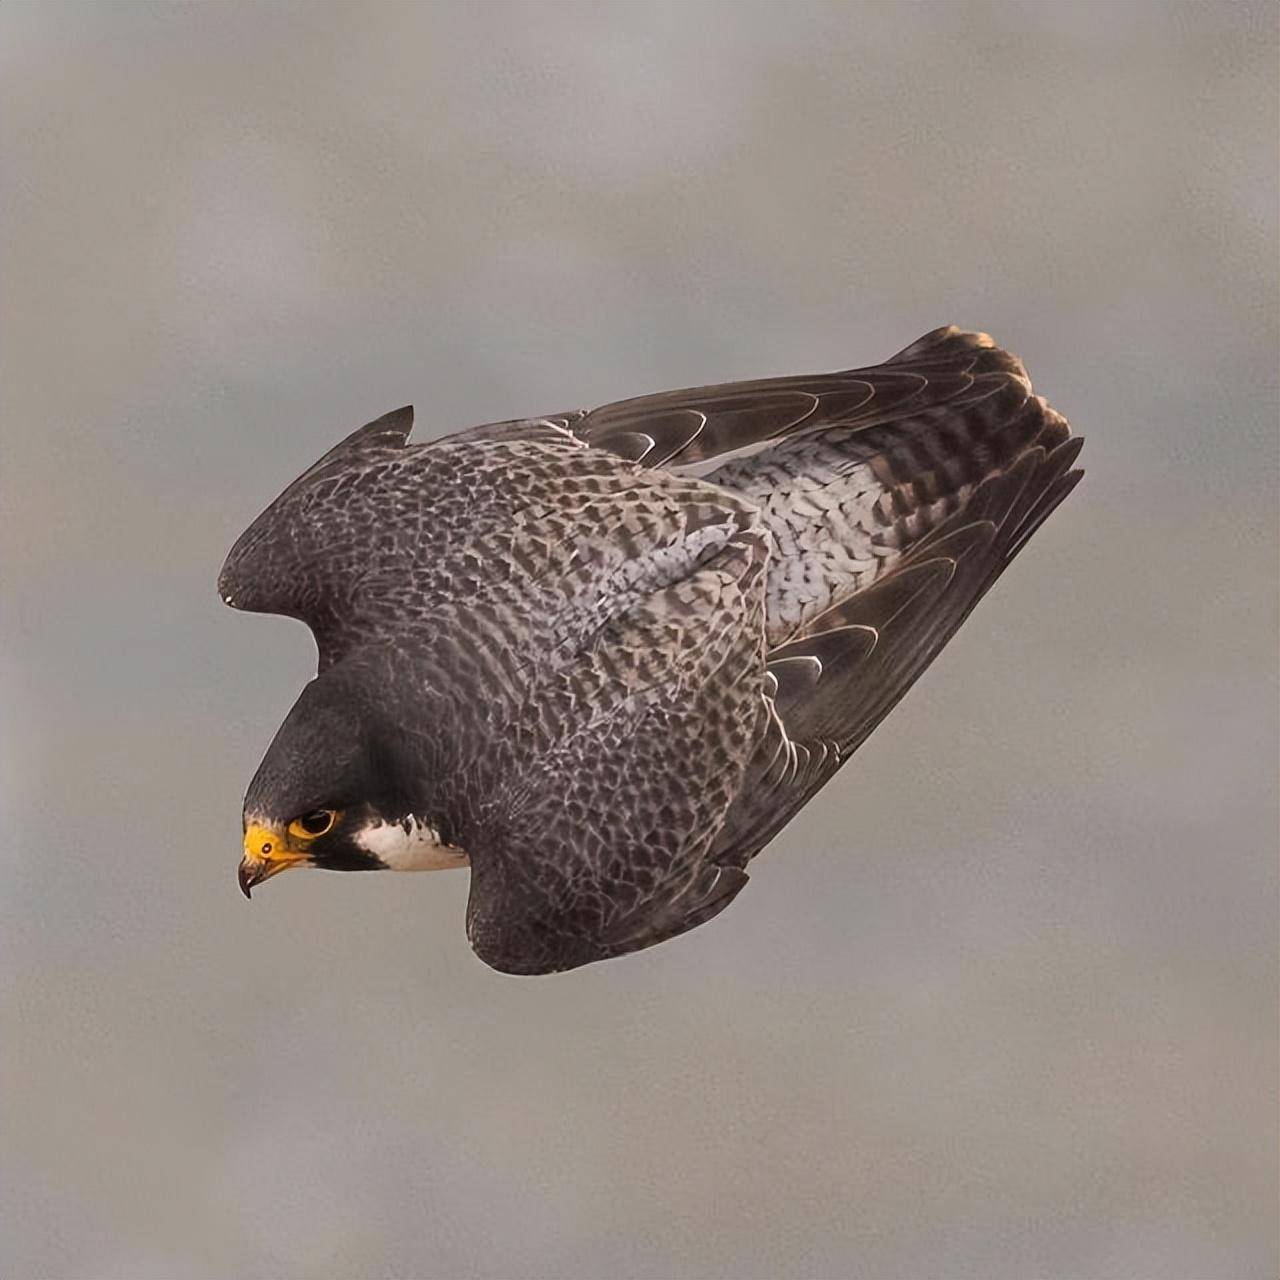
[[2, 3, 1277, 1278]]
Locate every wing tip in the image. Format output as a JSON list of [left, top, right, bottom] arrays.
[[885, 325, 1035, 391], [887, 325, 995, 363], [344, 404, 415, 450], [216, 557, 244, 610]]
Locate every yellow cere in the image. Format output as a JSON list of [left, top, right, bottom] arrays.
[[243, 823, 303, 864]]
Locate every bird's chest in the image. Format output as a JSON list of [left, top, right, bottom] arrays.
[[356, 814, 470, 871]]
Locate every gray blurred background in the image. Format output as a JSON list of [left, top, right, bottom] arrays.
[[2, 3, 1276, 1278]]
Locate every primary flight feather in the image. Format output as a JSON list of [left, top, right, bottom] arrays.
[[221, 326, 1082, 974]]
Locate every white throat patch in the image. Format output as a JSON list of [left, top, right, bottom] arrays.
[[355, 815, 469, 871]]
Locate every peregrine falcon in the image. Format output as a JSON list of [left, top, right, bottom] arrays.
[[221, 326, 1082, 974]]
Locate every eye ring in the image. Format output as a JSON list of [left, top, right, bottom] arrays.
[[289, 809, 337, 839]]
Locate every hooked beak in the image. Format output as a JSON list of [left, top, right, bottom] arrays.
[[238, 823, 307, 899]]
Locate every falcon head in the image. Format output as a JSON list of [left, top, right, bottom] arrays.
[[237, 665, 465, 897]]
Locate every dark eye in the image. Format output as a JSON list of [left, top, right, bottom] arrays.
[[290, 809, 337, 839]]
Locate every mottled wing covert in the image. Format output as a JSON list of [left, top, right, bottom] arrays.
[[217, 407, 596, 669], [217, 407, 418, 661], [464, 520, 771, 975]]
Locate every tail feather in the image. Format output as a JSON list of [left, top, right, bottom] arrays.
[[569, 326, 1082, 870], [703, 330, 1083, 869]]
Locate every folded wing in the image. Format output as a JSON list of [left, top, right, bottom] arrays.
[[568, 326, 1082, 869]]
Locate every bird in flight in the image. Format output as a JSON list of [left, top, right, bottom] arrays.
[[221, 326, 1082, 974]]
